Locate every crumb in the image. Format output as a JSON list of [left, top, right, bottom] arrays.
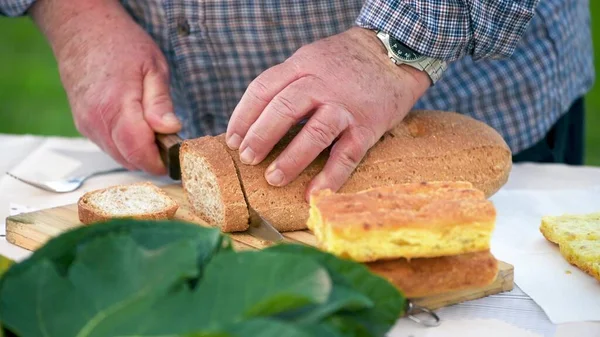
[[565, 270, 572, 274]]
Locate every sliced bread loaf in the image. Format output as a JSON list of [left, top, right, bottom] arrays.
[[181, 110, 512, 233], [179, 136, 249, 232], [78, 181, 178, 224]]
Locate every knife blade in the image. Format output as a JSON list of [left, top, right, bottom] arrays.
[[247, 205, 284, 242], [155, 133, 284, 243]]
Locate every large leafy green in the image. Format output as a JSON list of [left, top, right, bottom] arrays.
[[0, 219, 405, 337], [0, 255, 13, 337]]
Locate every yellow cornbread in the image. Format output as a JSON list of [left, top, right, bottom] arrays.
[[540, 213, 600, 281], [307, 181, 496, 263]]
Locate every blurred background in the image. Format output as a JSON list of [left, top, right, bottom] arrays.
[[0, 4, 599, 165]]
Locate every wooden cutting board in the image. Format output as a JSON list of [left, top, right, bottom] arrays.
[[5, 183, 514, 311]]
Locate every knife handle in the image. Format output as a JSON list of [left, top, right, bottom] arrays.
[[156, 133, 183, 180]]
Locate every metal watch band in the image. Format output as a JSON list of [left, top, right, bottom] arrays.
[[415, 58, 447, 84]]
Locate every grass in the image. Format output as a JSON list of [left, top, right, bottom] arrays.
[[1, 5, 599, 165]]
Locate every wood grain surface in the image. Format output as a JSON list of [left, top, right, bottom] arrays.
[[5, 183, 514, 311]]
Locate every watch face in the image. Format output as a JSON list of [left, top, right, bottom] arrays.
[[388, 36, 421, 61]]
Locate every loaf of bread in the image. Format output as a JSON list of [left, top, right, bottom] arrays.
[[540, 213, 600, 281], [78, 181, 178, 224], [181, 110, 512, 232], [307, 181, 496, 262], [366, 250, 499, 298]]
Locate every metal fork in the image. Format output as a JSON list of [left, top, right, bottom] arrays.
[[5, 167, 128, 193]]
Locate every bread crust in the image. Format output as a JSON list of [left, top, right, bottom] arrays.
[[216, 110, 511, 232], [366, 250, 499, 298], [180, 136, 249, 232], [77, 181, 179, 225]]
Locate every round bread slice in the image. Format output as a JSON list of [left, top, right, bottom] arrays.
[[78, 181, 178, 224]]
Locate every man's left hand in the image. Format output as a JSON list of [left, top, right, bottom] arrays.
[[225, 27, 431, 201]]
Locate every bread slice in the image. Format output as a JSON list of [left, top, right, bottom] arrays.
[[78, 181, 178, 224], [540, 213, 600, 281], [179, 136, 249, 232], [540, 212, 600, 244], [366, 250, 499, 298], [307, 181, 496, 262]]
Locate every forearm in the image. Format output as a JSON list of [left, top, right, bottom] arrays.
[[355, 0, 540, 61], [29, 0, 126, 59]]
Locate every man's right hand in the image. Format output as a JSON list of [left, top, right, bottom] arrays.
[[30, 0, 181, 175]]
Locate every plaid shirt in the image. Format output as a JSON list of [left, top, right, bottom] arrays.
[[2, 0, 595, 154]]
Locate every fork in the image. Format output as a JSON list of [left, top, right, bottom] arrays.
[[5, 167, 128, 193]]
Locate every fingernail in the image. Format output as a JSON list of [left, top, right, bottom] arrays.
[[240, 147, 255, 165], [162, 112, 180, 126], [266, 167, 284, 186], [227, 133, 242, 149]]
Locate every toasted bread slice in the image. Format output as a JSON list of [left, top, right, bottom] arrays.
[[307, 181, 496, 262], [179, 136, 249, 232], [540, 213, 600, 281], [78, 181, 178, 224]]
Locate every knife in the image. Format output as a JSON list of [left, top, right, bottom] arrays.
[[155, 133, 284, 243]]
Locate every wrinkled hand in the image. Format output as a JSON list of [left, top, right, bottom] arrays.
[[226, 27, 431, 200], [31, 0, 180, 175]]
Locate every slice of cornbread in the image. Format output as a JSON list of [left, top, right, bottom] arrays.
[[307, 181, 496, 262], [540, 213, 600, 281], [540, 213, 600, 244]]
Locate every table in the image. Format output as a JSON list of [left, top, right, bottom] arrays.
[[0, 133, 599, 337]]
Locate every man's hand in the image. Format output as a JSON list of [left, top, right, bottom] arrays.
[[30, 0, 180, 175], [226, 27, 431, 200]]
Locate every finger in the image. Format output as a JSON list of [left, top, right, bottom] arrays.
[[92, 133, 138, 171], [264, 104, 349, 187], [142, 61, 181, 134], [237, 77, 321, 165], [304, 126, 377, 201], [225, 61, 299, 150], [111, 100, 167, 175], [75, 105, 137, 171]]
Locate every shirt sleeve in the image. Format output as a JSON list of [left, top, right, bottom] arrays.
[[0, 0, 36, 16], [355, 0, 540, 61]]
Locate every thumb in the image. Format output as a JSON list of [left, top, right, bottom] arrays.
[[142, 61, 181, 134]]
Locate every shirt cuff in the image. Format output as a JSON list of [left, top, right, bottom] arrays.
[[355, 0, 538, 61], [0, 0, 37, 16]]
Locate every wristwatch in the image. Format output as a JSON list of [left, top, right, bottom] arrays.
[[375, 30, 447, 84]]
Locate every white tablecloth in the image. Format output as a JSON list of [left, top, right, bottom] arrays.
[[0, 133, 599, 337]]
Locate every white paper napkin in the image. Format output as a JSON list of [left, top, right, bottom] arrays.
[[489, 188, 600, 324]]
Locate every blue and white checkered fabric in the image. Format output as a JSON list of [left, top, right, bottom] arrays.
[[2, 0, 595, 154]]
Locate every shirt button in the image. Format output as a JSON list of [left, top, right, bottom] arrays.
[[177, 18, 191, 36]]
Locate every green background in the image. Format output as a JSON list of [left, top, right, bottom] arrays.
[[1, 4, 599, 164]]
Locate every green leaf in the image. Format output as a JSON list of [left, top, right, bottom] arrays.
[[188, 318, 342, 337], [190, 250, 333, 326], [0, 233, 202, 337], [264, 244, 406, 336], [0, 219, 403, 337], [0, 255, 14, 337], [1, 219, 229, 280]]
